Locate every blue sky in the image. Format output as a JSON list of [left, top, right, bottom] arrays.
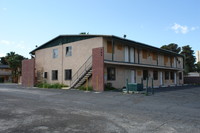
[[0, 0, 199, 58]]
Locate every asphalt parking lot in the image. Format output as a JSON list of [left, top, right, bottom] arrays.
[[0, 84, 200, 133]]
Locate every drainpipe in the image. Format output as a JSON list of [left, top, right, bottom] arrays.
[[146, 78, 148, 96], [61, 42, 63, 84], [112, 38, 114, 61], [138, 49, 140, 64], [152, 78, 154, 94]]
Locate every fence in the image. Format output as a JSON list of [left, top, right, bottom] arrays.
[[184, 76, 200, 84]]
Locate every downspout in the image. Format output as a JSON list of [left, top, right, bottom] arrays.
[[61, 42, 63, 84], [134, 47, 135, 63], [112, 38, 114, 61], [157, 52, 159, 66], [138, 49, 140, 64]]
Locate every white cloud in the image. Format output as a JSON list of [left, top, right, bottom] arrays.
[[191, 26, 199, 31], [171, 23, 199, 34], [2, 8, 7, 11], [0, 40, 12, 45], [14, 40, 29, 50], [16, 44, 26, 50], [171, 23, 189, 34], [0, 53, 5, 57]]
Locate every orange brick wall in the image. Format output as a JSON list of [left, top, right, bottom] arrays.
[[22, 59, 35, 87], [92, 47, 104, 91]]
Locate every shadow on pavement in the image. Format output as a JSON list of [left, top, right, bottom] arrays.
[[154, 85, 200, 93]]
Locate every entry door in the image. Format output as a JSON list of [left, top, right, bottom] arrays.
[[125, 46, 129, 62], [130, 47, 135, 63], [160, 71, 163, 85], [130, 70, 136, 83]]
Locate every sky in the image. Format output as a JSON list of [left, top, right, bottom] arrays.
[[0, 0, 200, 58]]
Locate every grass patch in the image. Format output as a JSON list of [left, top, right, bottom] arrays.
[[77, 86, 93, 91]]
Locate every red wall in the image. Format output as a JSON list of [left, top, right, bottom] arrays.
[[22, 58, 35, 87], [92, 47, 104, 91]]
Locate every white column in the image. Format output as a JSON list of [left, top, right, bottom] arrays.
[[174, 57, 176, 67], [130, 70, 136, 83], [160, 71, 163, 86], [174, 72, 177, 85]]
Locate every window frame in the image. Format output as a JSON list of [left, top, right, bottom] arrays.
[[143, 70, 148, 80], [65, 69, 72, 80], [44, 72, 47, 79], [107, 67, 116, 81], [179, 72, 182, 80], [153, 71, 158, 80], [165, 71, 169, 80], [107, 41, 112, 53], [170, 71, 174, 80], [52, 70, 58, 80], [52, 48, 58, 58], [66, 46, 72, 56], [142, 49, 148, 59]]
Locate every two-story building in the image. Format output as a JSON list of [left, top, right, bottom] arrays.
[[22, 34, 184, 91], [0, 64, 12, 83]]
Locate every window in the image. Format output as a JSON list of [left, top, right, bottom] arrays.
[[137, 70, 142, 76], [165, 71, 169, 80], [107, 41, 112, 53], [143, 70, 148, 80], [152, 52, 158, 60], [179, 72, 182, 80], [53, 49, 58, 58], [44, 72, 47, 79], [117, 44, 123, 50], [107, 67, 115, 80], [164, 56, 168, 65], [153, 71, 158, 80], [65, 69, 72, 80], [171, 72, 174, 80], [66, 46, 72, 56], [52, 70, 58, 80], [170, 57, 174, 66], [142, 49, 148, 59]]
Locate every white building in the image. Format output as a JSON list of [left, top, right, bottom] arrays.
[[196, 51, 200, 63]]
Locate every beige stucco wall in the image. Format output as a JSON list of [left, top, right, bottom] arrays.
[[177, 56, 184, 68], [35, 37, 103, 85], [103, 39, 184, 69], [104, 64, 183, 89], [0, 68, 12, 76], [140, 52, 157, 65]]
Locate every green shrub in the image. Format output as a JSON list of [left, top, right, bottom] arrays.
[[104, 83, 116, 91], [35, 82, 68, 89]]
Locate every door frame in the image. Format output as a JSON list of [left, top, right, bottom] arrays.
[[130, 69, 136, 83]]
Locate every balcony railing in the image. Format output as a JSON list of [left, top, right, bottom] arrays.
[[70, 55, 92, 88]]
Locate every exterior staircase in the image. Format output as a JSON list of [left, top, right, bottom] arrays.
[[70, 56, 92, 89]]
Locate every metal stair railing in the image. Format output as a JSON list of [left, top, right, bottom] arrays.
[[70, 55, 92, 88]]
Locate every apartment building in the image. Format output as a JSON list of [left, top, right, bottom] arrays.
[[22, 35, 184, 91], [196, 50, 200, 63], [0, 64, 12, 83]]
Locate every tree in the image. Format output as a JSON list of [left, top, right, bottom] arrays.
[[0, 57, 8, 65], [180, 45, 196, 73], [79, 32, 89, 34], [161, 43, 181, 53], [4, 52, 27, 83]]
